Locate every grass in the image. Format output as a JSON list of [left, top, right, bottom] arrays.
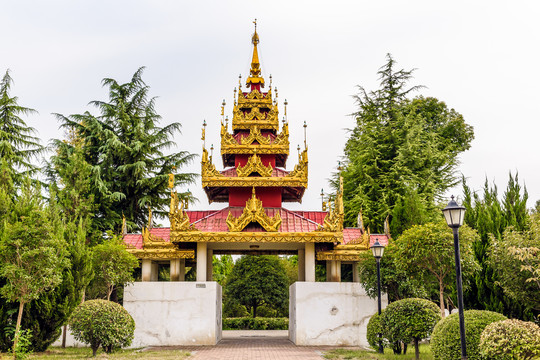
[[1, 347, 190, 360], [324, 344, 433, 360]]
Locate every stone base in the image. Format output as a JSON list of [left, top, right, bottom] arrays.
[[124, 282, 222, 347], [289, 282, 387, 347]]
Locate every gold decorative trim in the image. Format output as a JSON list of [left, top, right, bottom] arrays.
[[201, 148, 221, 178], [169, 192, 198, 232], [288, 149, 308, 179], [316, 250, 366, 261], [128, 248, 195, 260], [220, 145, 289, 155], [202, 176, 307, 188], [220, 123, 289, 155], [226, 188, 282, 232], [170, 231, 342, 243], [236, 154, 273, 177]]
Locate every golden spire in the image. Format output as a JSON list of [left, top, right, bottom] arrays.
[[246, 19, 265, 87]]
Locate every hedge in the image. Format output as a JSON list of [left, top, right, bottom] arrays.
[[479, 319, 540, 359], [223, 317, 288, 330], [431, 309, 506, 360]]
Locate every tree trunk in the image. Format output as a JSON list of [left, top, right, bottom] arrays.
[[13, 301, 25, 360], [439, 278, 445, 318], [92, 344, 99, 357], [414, 338, 420, 359], [62, 324, 67, 348], [253, 305, 257, 318]]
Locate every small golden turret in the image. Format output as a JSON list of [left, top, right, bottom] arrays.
[[246, 19, 264, 87]]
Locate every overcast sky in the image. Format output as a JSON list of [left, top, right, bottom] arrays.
[[2, 1, 539, 213]]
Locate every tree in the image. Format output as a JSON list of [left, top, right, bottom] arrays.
[[212, 255, 234, 286], [380, 298, 441, 359], [52, 67, 196, 233], [488, 213, 540, 314], [394, 220, 480, 317], [89, 235, 139, 301], [357, 244, 428, 302], [0, 70, 43, 183], [462, 173, 532, 319], [339, 55, 474, 234], [0, 179, 69, 355], [225, 256, 289, 318]]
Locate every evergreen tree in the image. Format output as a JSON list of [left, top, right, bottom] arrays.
[[339, 55, 474, 234], [462, 172, 532, 319], [52, 67, 196, 233], [0, 70, 43, 183]]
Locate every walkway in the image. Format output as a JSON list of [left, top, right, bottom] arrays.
[[159, 330, 334, 360]]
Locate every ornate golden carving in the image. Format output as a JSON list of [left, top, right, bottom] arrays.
[[226, 188, 282, 232], [202, 176, 307, 188], [232, 104, 279, 131], [170, 231, 342, 243], [288, 149, 308, 179], [236, 154, 273, 177], [220, 144, 289, 156], [321, 176, 344, 232], [240, 126, 271, 145], [201, 148, 221, 178], [169, 192, 197, 232], [128, 248, 195, 260], [316, 250, 367, 261], [220, 123, 289, 155]]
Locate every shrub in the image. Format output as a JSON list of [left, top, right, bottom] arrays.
[[380, 298, 441, 359], [69, 300, 135, 357], [479, 319, 540, 359], [223, 317, 288, 330], [431, 309, 506, 360], [366, 311, 384, 351]]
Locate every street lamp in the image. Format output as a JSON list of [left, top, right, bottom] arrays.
[[442, 196, 467, 360], [370, 239, 385, 354]]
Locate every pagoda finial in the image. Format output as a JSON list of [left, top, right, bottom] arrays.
[[246, 19, 264, 88]]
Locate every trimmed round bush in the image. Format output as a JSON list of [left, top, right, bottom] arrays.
[[366, 311, 385, 351], [479, 319, 540, 359], [431, 309, 506, 360], [69, 300, 135, 356], [380, 298, 441, 358]]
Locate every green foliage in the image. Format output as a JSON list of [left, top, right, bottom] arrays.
[[11, 329, 31, 360], [431, 310, 507, 360], [463, 173, 533, 319], [380, 298, 440, 359], [225, 256, 289, 318], [479, 319, 540, 360], [366, 311, 385, 351], [68, 299, 135, 357], [88, 235, 139, 301], [394, 221, 480, 316], [357, 244, 428, 302], [51, 67, 196, 233], [222, 317, 288, 330], [0, 70, 43, 184], [0, 178, 70, 353], [212, 255, 234, 286], [339, 55, 473, 234], [489, 213, 540, 313]]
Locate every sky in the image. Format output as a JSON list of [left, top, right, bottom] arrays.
[[1, 1, 539, 214]]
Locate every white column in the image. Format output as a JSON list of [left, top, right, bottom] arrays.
[[326, 260, 332, 282], [297, 249, 305, 281], [333, 260, 341, 282], [352, 261, 360, 283], [305, 242, 315, 282], [197, 242, 207, 282], [151, 262, 159, 281], [179, 258, 186, 281], [170, 258, 180, 281], [142, 259, 152, 282], [206, 249, 214, 281]]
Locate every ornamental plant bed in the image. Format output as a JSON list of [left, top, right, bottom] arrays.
[[324, 345, 433, 359], [9, 347, 190, 359]]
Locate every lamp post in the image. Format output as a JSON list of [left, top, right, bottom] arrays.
[[442, 196, 467, 360], [370, 239, 385, 354]]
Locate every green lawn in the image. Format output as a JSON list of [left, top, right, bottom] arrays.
[[1, 347, 190, 360], [324, 344, 433, 360]]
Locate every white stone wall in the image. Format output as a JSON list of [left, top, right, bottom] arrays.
[[124, 282, 222, 347], [289, 282, 387, 347]]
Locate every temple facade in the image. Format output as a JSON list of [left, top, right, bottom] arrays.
[[123, 24, 388, 347]]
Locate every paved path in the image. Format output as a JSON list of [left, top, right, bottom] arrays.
[[155, 330, 336, 360]]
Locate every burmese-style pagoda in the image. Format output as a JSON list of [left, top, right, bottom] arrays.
[[124, 26, 389, 283]]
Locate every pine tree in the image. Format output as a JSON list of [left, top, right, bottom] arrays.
[[0, 70, 43, 183], [52, 67, 196, 233], [339, 55, 474, 234], [462, 173, 533, 319]]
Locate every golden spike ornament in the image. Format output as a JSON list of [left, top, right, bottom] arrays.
[[246, 20, 264, 87], [226, 188, 282, 232], [321, 175, 344, 232]]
